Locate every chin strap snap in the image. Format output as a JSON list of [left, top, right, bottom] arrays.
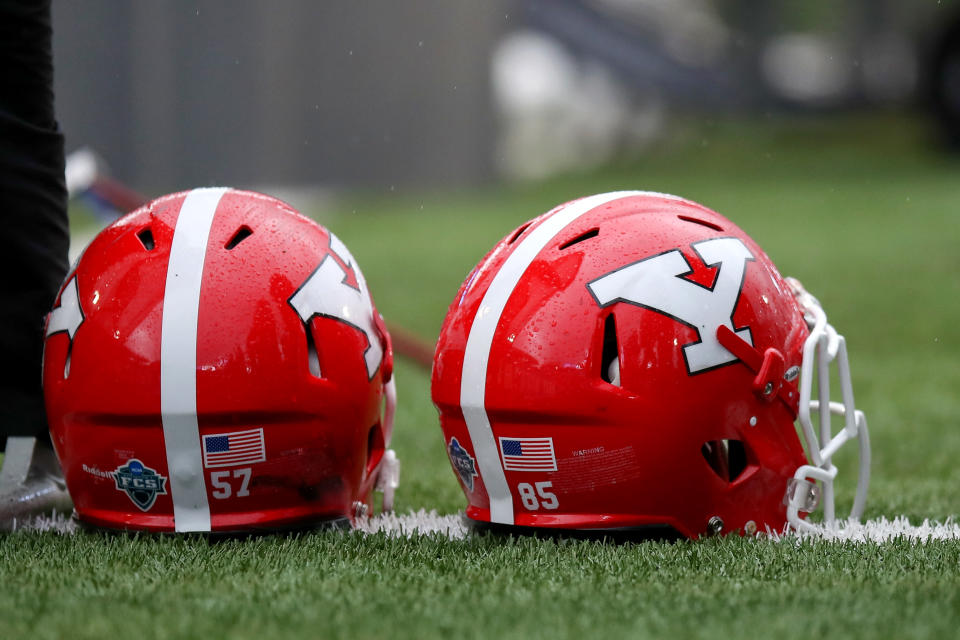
[[784, 477, 821, 512]]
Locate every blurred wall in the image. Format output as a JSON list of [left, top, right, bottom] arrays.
[[52, 1, 509, 192]]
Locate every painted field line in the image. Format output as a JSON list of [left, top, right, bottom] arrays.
[[17, 512, 960, 543]]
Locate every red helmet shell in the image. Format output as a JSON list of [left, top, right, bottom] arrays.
[[432, 192, 809, 538], [43, 188, 393, 532]]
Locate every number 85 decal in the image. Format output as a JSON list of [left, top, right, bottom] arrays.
[[517, 481, 559, 510]]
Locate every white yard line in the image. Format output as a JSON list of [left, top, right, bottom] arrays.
[[353, 509, 470, 539], [17, 511, 960, 543], [775, 516, 960, 543]]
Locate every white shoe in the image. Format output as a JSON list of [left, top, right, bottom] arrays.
[[0, 437, 73, 531]]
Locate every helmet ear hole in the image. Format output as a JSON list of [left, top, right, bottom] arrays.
[[701, 439, 748, 482]]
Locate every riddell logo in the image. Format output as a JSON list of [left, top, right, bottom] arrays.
[[112, 459, 168, 512], [82, 463, 113, 480], [588, 237, 755, 375]]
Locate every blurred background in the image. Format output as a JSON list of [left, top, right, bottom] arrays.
[[54, 0, 960, 193], [53, 1, 960, 520]]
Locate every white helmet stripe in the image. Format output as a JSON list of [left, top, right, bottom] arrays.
[[160, 187, 227, 532], [460, 190, 654, 525]]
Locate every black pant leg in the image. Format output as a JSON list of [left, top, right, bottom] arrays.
[[0, 0, 69, 443]]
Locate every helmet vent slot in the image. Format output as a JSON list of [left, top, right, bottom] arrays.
[[365, 423, 385, 478], [559, 227, 599, 250], [507, 222, 532, 245], [678, 215, 723, 232], [136, 228, 155, 251], [63, 342, 73, 379], [305, 325, 322, 377], [600, 313, 620, 386], [225, 226, 253, 250], [701, 439, 747, 482]]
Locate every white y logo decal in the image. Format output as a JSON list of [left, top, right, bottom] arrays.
[[46, 276, 84, 341], [288, 233, 382, 379], [587, 237, 754, 374]]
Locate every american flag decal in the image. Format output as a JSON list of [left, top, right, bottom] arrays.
[[202, 428, 266, 468], [498, 437, 557, 472]]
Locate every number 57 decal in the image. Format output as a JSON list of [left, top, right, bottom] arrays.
[[209, 468, 252, 499], [517, 481, 559, 510]]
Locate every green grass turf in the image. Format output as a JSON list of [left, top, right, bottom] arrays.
[[4, 113, 959, 639], [2, 532, 959, 639]]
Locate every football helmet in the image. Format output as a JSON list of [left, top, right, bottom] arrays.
[[432, 191, 869, 538], [43, 188, 399, 532]]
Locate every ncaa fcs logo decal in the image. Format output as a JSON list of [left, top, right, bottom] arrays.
[[113, 459, 168, 512], [447, 438, 479, 492], [588, 237, 755, 375]]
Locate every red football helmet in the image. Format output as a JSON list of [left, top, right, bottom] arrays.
[[432, 191, 869, 538], [43, 188, 399, 532]]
